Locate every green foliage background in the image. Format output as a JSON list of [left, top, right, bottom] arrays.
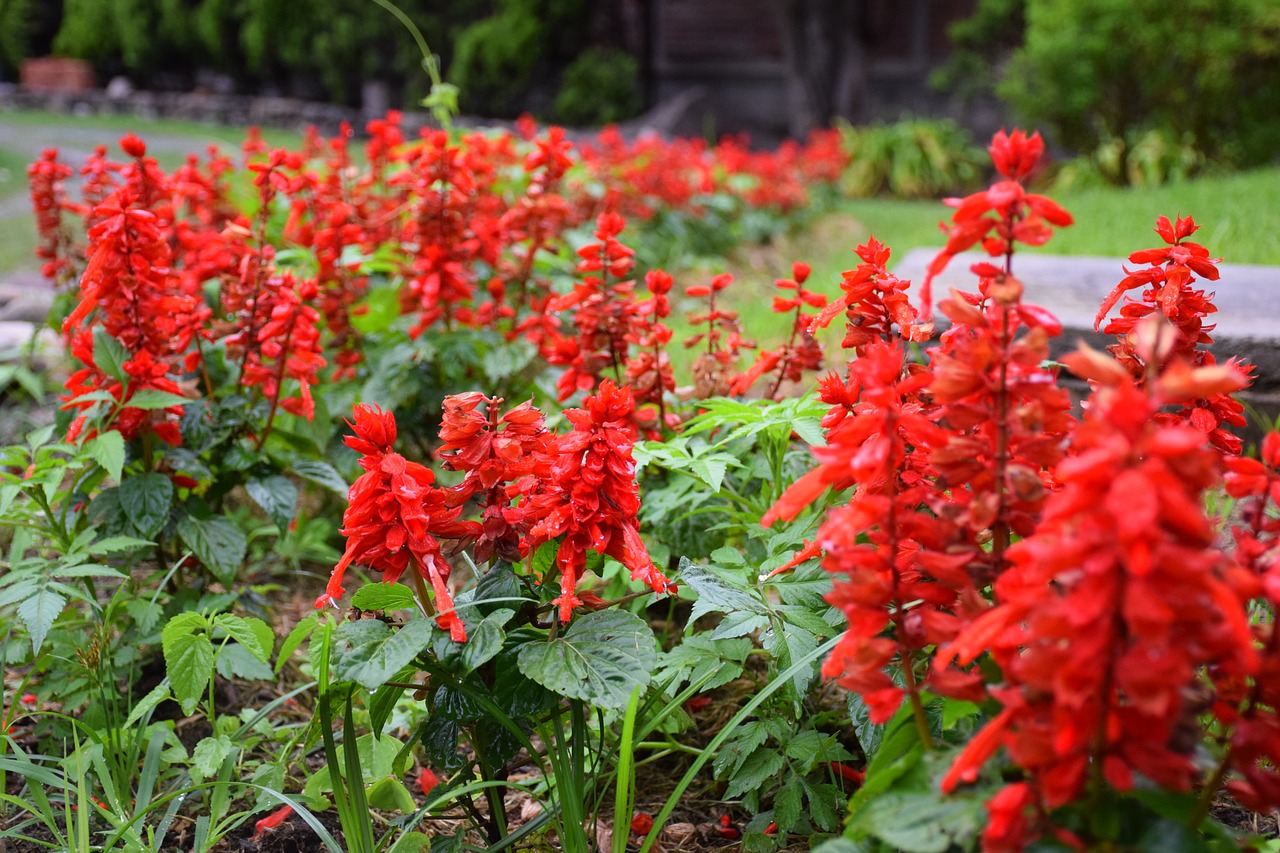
[[36, 0, 641, 124], [940, 0, 1280, 170]]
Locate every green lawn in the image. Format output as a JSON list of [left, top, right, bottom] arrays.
[[0, 109, 304, 151], [839, 166, 1280, 266], [0, 145, 32, 200]]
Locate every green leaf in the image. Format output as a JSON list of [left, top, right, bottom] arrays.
[[277, 613, 320, 675], [162, 613, 215, 715], [1135, 820, 1213, 853], [941, 698, 981, 731], [215, 643, 275, 680], [811, 840, 869, 853], [215, 614, 272, 663], [723, 747, 784, 799], [351, 583, 417, 612], [118, 473, 173, 538], [517, 610, 657, 708], [87, 535, 153, 554], [124, 681, 171, 727], [660, 635, 752, 692], [177, 516, 247, 586], [367, 777, 417, 812], [86, 431, 125, 483], [459, 609, 511, 675], [387, 832, 431, 853], [332, 618, 436, 691], [246, 475, 298, 531], [291, 459, 348, 495], [531, 539, 559, 579], [18, 586, 67, 653], [761, 620, 820, 698], [802, 779, 843, 833], [191, 734, 235, 780], [93, 327, 129, 383], [125, 389, 191, 410], [852, 791, 981, 853], [773, 777, 803, 831], [680, 557, 767, 625]]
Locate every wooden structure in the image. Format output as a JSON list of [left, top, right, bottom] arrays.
[[646, 0, 979, 140]]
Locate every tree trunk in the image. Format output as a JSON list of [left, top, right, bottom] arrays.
[[777, 0, 869, 135]]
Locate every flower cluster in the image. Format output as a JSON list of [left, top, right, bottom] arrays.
[[318, 404, 480, 640], [1095, 214, 1248, 454], [323, 383, 673, 633]]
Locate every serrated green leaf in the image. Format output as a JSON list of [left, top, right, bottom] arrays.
[[291, 459, 348, 494], [162, 613, 214, 715], [119, 473, 173, 538], [125, 389, 191, 410], [761, 620, 819, 698], [215, 643, 275, 681], [332, 618, 435, 691], [56, 562, 126, 579], [86, 431, 125, 482], [791, 416, 826, 447], [215, 614, 271, 663], [680, 557, 766, 624], [660, 634, 752, 692], [724, 747, 784, 800], [852, 791, 980, 853], [18, 586, 66, 653], [191, 735, 235, 780], [709, 546, 745, 566], [87, 535, 153, 554], [351, 583, 417, 612], [246, 475, 297, 531], [531, 539, 559, 578], [177, 515, 246, 585], [459, 609, 510, 675], [517, 610, 657, 708], [774, 779, 803, 832], [93, 327, 128, 383], [802, 779, 843, 833], [689, 457, 730, 492]]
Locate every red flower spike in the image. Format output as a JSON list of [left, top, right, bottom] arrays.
[[320, 404, 481, 642], [1094, 218, 1248, 455], [941, 368, 1258, 842], [508, 381, 673, 622], [921, 130, 1071, 323]]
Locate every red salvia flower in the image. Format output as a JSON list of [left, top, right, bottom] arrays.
[[509, 381, 673, 622], [1094, 214, 1248, 454], [437, 392, 554, 563], [319, 404, 481, 642], [731, 261, 826, 398], [942, 346, 1254, 847], [28, 148, 78, 286], [809, 238, 927, 351], [921, 130, 1072, 321]]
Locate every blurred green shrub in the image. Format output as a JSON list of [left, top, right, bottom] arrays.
[[552, 47, 641, 127], [999, 0, 1280, 170], [449, 0, 587, 116], [836, 119, 985, 199]]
